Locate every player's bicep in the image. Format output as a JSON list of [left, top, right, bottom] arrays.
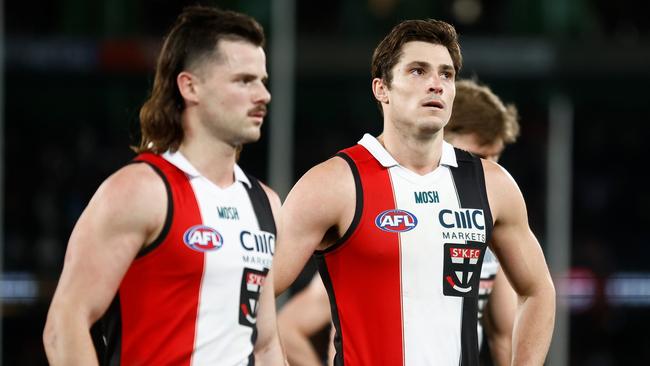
[[282, 171, 345, 244], [486, 162, 551, 297], [50, 165, 166, 323], [274, 158, 353, 294], [490, 219, 542, 296]]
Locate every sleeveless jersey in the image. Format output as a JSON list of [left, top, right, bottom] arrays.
[[93, 151, 276, 366], [315, 135, 493, 366]]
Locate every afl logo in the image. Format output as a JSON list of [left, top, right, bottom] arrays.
[[375, 209, 418, 232], [183, 225, 224, 252]]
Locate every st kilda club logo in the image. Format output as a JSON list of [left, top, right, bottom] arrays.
[[443, 243, 486, 297], [239, 267, 269, 328]]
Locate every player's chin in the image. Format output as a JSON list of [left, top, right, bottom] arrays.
[[240, 129, 262, 144], [416, 119, 445, 135]]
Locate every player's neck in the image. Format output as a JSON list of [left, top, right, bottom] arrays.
[[178, 137, 238, 188], [378, 128, 444, 175]]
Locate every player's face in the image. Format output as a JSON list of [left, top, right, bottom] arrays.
[[194, 39, 270, 146], [383, 41, 456, 136], [446, 132, 504, 162]]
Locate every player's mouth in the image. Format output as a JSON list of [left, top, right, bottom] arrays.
[[248, 106, 267, 121], [421, 99, 444, 109]]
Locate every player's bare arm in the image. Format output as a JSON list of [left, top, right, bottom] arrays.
[[483, 267, 517, 366], [255, 268, 288, 365], [274, 156, 355, 295], [483, 160, 556, 366], [254, 184, 288, 365], [43, 163, 167, 366], [278, 275, 331, 366]]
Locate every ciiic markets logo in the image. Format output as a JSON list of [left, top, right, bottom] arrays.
[[442, 243, 485, 297], [183, 225, 224, 252], [375, 209, 418, 232]]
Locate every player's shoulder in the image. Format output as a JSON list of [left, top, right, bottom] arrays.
[[300, 155, 354, 189], [285, 155, 355, 210], [313, 155, 353, 177], [481, 159, 518, 192], [106, 161, 165, 189], [481, 159, 526, 220], [94, 162, 167, 210]]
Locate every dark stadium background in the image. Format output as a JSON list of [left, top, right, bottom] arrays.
[[3, 0, 650, 364]]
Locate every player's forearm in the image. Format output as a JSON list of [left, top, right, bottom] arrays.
[[254, 334, 288, 366], [280, 327, 323, 366], [43, 311, 99, 366], [488, 334, 512, 366], [274, 270, 294, 296], [511, 283, 556, 366]]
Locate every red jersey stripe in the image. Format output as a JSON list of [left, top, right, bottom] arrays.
[[322, 145, 404, 366], [119, 153, 204, 365]]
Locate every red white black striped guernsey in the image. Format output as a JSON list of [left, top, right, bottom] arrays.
[[315, 134, 493, 366], [91, 151, 276, 366]]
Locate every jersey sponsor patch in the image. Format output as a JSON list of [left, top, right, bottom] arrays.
[[216, 206, 240, 220], [183, 225, 224, 252], [413, 190, 440, 204], [375, 209, 418, 232], [439, 208, 487, 243], [442, 243, 486, 297], [240, 230, 275, 255]]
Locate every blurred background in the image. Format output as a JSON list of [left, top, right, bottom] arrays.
[[3, 0, 650, 364]]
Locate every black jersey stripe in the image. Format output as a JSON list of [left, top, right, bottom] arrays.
[[243, 173, 277, 235], [90, 295, 122, 366], [314, 256, 345, 366], [450, 148, 494, 366]]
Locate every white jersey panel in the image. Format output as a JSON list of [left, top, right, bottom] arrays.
[[187, 177, 274, 366], [390, 166, 464, 365]]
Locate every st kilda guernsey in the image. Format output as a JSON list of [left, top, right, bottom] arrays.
[[92, 151, 275, 366], [315, 134, 493, 366]]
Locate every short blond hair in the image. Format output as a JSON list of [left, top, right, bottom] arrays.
[[446, 79, 520, 145]]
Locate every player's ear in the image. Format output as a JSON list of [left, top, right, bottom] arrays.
[[372, 78, 389, 104], [177, 71, 200, 104]]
